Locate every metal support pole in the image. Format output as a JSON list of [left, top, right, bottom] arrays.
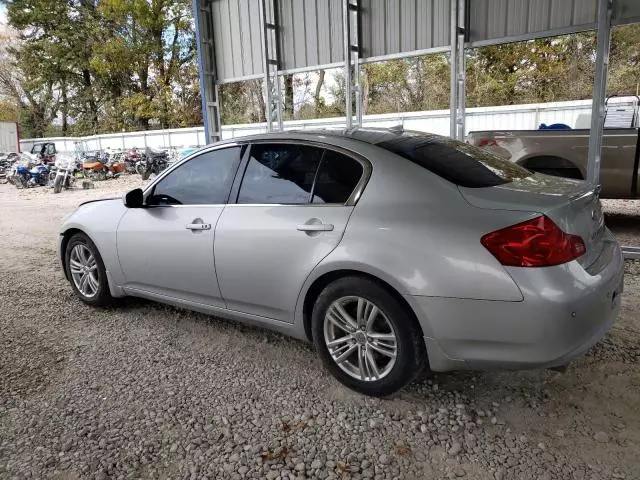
[[193, 0, 221, 144], [587, 0, 613, 186], [260, 0, 282, 132], [449, 0, 466, 141], [449, 0, 458, 139], [351, 0, 362, 126], [455, 0, 466, 140], [343, 0, 352, 128], [260, 0, 273, 132]]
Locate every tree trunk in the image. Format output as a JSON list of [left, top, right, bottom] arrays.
[[284, 75, 294, 118], [61, 79, 68, 136], [82, 69, 99, 133], [256, 83, 267, 123], [34, 105, 47, 138], [314, 69, 325, 115], [362, 67, 370, 115]]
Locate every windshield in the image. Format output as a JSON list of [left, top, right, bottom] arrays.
[[376, 133, 532, 188]]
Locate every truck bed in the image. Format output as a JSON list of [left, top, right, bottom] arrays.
[[467, 128, 640, 200]]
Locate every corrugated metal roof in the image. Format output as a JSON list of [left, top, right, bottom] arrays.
[[212, 0, 264, 81], [615, 0, 640, 24], [204, 0, 639, 83], [360, 0, 450, 59], [468, 0, 598, 44], [277, 0, 345, 71]]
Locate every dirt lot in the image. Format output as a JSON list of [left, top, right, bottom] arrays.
[[0, 180, 639, 480]]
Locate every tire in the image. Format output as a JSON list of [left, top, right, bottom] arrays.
[[64, 233, 114, 307], [141, 168, 151, 180], [53, 175, 63, 194], [312, 276, 425, 397]]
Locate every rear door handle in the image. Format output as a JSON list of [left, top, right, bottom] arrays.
[[186, 223, 211, 230], [297, 223, 334, 232]]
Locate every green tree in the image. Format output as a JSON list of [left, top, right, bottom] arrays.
[[93, 0, 197, 131]]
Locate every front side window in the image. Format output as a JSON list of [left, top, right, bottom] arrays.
[[238, 144, 322, 204], [148, 147, 240, 205]]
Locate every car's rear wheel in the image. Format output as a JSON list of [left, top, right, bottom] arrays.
[[312, 277, 425, 396], [65, 233, 114, 307]]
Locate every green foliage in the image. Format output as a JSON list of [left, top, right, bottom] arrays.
[[0, 99, 19, 122], [4, 0, 201, 137], [3, 2, 640, 138]]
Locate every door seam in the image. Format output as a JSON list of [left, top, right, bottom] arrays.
[[213, 204, 229, 309]]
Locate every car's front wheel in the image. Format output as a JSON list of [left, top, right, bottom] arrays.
[[312, 277, 425, 396], [65, 233, 114, 307]]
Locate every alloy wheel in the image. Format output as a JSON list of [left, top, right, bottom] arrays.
[[69, 244, 100, 298], [323, 296, 398, 382]]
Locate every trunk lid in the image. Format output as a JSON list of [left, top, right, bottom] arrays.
[[459, 173, 606, 268]]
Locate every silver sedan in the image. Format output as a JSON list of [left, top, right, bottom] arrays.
[[58, 129, 624, 396]]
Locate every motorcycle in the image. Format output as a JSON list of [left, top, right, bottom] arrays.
[[123, 147, 141, 174], [0, 153, 17, 184], [51, 154, 77, 193], [140, 147, 169, 180], [7, 153, 48, 188], [83, 150, 125, 180]]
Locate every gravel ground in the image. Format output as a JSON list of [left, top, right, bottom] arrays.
[[0, 179, 639, 480], [602, 199, 640, 247]]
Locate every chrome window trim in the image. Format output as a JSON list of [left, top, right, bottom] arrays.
[[140, 138, 372, 208], [144, 203, 347, 209], [235, 139, 372, 207]]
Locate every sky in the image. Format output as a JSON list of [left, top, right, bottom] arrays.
[[0, 5, 6, 25]]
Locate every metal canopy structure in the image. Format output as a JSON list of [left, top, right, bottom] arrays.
[[194, 0, 640, 180]]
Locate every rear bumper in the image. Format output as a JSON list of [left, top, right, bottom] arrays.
[[408, 239, 624, 372]]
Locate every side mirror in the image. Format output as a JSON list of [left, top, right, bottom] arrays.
[[123, 188, 144, 208]]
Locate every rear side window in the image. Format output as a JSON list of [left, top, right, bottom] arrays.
[[238, 144, 322, 204], [377, 135, 531, 188], [312, 150, 363, 204]]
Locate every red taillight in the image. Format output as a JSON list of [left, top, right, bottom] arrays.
[[478, 139, 498, 147], [481, 215, 585, 267]]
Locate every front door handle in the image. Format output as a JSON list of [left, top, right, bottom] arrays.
[[296, 223, 334, 232], [186, 223, 211, 231]]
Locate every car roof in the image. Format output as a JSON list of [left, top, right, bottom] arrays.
[[291, 127, 442, 145], [213, 127, 443, 149]]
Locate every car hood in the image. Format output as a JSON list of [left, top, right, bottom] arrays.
[[79, 197, 120, 207]]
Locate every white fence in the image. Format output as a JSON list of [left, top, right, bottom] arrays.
[[19, 99, 595, 153]]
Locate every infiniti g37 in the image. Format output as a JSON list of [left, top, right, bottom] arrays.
[[59, 129, 623, 396]]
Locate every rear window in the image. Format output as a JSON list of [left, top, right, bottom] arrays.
[[377, 134, 531, 188]]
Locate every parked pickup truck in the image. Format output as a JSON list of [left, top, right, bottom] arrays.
[[467, 99, 640, 199]]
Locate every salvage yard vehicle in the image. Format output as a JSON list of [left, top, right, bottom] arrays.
[[30, 141, 57, 165], [59, 128, 624, 396], [8, 153, 49, 188], [0, 152, 18, 184], [139, 147, 170, 179], [82, 150, 125, 180], [50, 153, 77, 193], [467, 96, 640, 199]]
